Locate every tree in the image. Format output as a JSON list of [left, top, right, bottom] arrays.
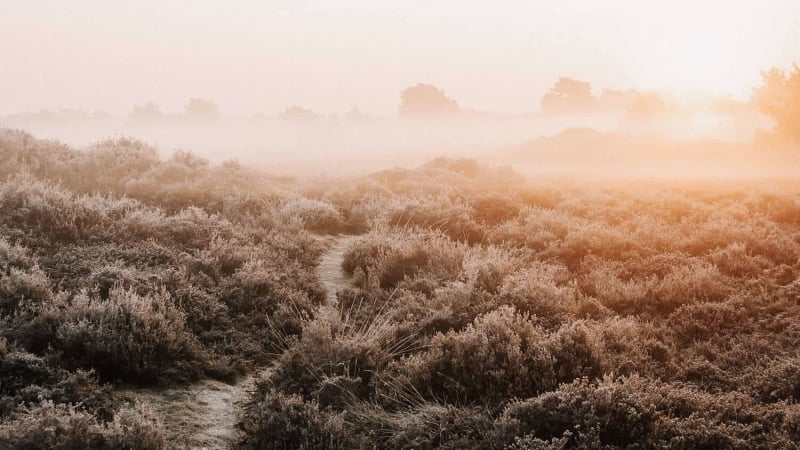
[[540, 77, 596, 115], [625, 92, 670, 119], [753, 65, 800, 143], [184, 98, 219, 121], [129, 102, 162, 121], [399, 84, 459, 118], [278, 105, 319, 122]]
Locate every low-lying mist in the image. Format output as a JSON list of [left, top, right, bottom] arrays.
[[0, 110, 786, 180]]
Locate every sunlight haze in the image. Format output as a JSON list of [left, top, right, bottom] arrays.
[[3, 3, 800, 447], [2, 0, 798, 115]]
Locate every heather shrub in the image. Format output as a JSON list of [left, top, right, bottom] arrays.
[[389, 200, 486, 244], [0, 265, 52, 316], [88, 263, 148, 300], [343, 231, 466, 291], [0, 238, 34, 271], [463, 246, 524, 295], [0, 401, 166, 450], [489, 208, 572, 251], [581, 257, 729, 315], [341, 233, 393, 275], [545, 321, 603, 386], [549, 223, 645, 268], [238, 389, 349, 450], [665, 301, 748, 346], [52, 288, 207, 384], [394, 306, 548, 403], [221, 259, 313, 315], [680, 207, 800, 264], [379, 243, 431, 289], [0, 350, 60, 415], [268, 306, 407, 405], [747, 191, 800, 225], [280, 197, 344, 233], [708, 242, 773, 277], [346, 403, 495, 450], [0, 177, 124, 242], [217, 257, 322, 358], [590, 317, 674, 379], [471, 195, 521, 225], [497, 262, 574, 328], [400, 282, 495, 334], [518, 186, 563, 209], [0, 345, 118, 424], [499, 376, 796, 449], [749, 356, 800, 402]]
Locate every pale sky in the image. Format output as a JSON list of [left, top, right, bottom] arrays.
[[1, 0, 799, 115]]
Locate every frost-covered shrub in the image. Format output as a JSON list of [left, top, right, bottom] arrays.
[[581, 257, 729, 315], [471, 195, 521, 225], [238, 389, 349, 450], [394, 306, 545, 403], [269, 306, 405, 405], [280, 197, 344, 233], [499, 376, 797, 449], [52, 288, 206, 384], [0, 401, 166, 450], [497, 262, 573, 328]]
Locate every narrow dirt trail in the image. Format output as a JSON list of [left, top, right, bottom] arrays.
[[125, 377, 258, 449], [316, 234, 359, 304], [124, 234, 357, 449]]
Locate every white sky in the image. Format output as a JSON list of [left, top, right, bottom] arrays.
[[1, 0, 799, 115]]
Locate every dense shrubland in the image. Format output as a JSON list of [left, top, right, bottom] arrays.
[[242, 157, 800, 448], [2, 128, 800, 448], [0, 129, 336, 447]]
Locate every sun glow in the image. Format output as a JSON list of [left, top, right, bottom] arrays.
[[681, 34, 728, 87]]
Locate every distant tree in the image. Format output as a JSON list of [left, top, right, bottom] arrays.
[[278, 105, 319, 122], [346, 107, 369, 121], [753, 65, 800, 143], [399, 83, 459, 118], [597, 88, 637, 112], [184, 98, 219, 121], [130, 102, 162, 121], [540, 77, 596, 115], [713, 96, 753, 116], [626, 92, 670, 119]]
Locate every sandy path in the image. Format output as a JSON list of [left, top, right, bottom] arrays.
[[125, 234, 357, 449], [125, 377, 257, 449], [316, 234, 359, 304]]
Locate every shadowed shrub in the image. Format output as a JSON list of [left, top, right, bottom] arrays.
[[0, 401, 166, 450]]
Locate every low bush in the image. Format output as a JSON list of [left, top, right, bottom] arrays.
[[392, 306, 602, 404], [237, 389, 349, 450], [51, 288, 207, 384], [499, 376, 798, 449], [0, 401, 166, 450]]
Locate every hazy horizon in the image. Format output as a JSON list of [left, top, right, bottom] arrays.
[[3, 0, 800, 116]]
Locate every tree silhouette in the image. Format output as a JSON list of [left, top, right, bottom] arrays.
[[278, 105, 319, 122], [753, 65, 800, 143], [130, 102, 162, 121], [399, 84, 459, 118], [625, 92, 670, 119], [184, 98, 219, 121], [540, 77, 596, 114]]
